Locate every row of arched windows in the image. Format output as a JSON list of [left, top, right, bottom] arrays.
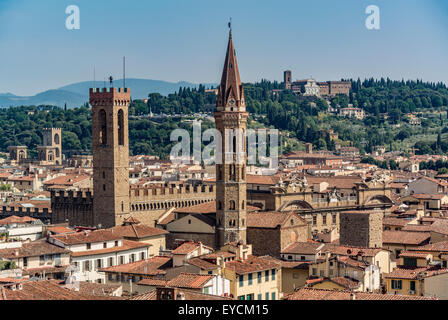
[[217, 218, 246, 227], [218, 200, 245, 211], [130, 199, 212, 212]]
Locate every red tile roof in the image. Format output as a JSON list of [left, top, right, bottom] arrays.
[[99, 256, 171, 276], [51, 229, 123, 245], [0, 215, 37, 226], [0, 280, 120, 300], [383, 231, 430, 245], [43, 175, 90, 186], [247, 211, 306, 229], [281, 242, 324, 255], [384, 266, 448, 280], [46, 226, 75, 235], [284, 287, 437, 300], [166, 273, 214, 289], [409, 241, 448, 253], [0, 240, 70, 259], [109, 223, 168, 239], [70, 240, 150, 258], [172, 241, 204, 255], [224, 255, 280, 275]]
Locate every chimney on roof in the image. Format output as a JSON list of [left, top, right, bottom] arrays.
[[350, 292, 356, 300]]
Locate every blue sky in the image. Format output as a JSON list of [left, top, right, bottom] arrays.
[[0, 0, 447, 96]]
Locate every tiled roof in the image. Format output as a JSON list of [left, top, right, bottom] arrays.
[[46, 226, 75, 235], [284, 287, 437, 300], [247, 211, 306, 229], [308, 277, 359, 289], [99, 256, 171, 276], [409, 241, 448, 253], [429, 219, 448, 235], [0, 280, 120, 300], [260, 255, 309, 269], [383, 217, 411, 227], [399, 251, 432, 259], [186, 258, 219, 271], [174, 201, 218, 215], [322, 244, 384, 257], [0, 240, 70, 259], [123, 216, 140, 224], [130, 289, 158, 300], [109, 224, 168, 239], [130, 288, 232, 300], [306, 175, 362, 189], [401, 224, 433, 232], [172, 241, 209, 255], [22, 265, 70, 276], [384, 266, 448, 280], [52, 229, 123, 245], [0, 215, 37, 226], [224, 255, 280, 275], [158, 212, 175, 225], [336, 256, 368, 269], [77, 282, 122, 297], [281, 242, 324, 255], [382, 231, 430, 245], [246, 175, 280, 185], [70, 240, 150, 258], [166, 273, 214, 289], [137, 279, 168, 287], [329, 277, 360, 289], [43, 174, 90, 186]]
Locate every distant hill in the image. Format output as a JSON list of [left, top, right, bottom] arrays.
[[0, 78, 217, 109]]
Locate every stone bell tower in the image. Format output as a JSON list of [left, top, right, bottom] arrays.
[[90, 87, 130, 228], [215, 27, 249, 248]]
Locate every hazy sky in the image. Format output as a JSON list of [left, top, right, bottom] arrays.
[[1, 0, 448, 96]]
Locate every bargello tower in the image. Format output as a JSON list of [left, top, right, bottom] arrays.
[[90, 87, 131, 228], [215, 28, 249, 248]]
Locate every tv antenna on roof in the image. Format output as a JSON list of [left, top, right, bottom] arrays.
[[123, 56, 126, 88]]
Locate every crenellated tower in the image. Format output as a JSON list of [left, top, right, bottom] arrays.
[[215, 28, 249, 248], [90, 87, 131, 228]]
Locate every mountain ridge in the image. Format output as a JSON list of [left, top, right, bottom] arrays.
[[0, 78, 217, 108]]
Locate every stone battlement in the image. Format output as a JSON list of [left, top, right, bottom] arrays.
[[89, 87, 131, 107], [50, 184, 215, 202], [51, 190, 93, 200], [2, 206, 50, 214], [130, 184, 215, 201]]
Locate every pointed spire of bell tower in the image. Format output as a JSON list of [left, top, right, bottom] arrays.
[[217, 20, 245, 112]]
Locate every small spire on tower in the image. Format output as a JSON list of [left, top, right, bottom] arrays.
[[228, 18, 232, 37]]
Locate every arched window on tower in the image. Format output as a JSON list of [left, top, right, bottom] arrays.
[[229, 200, 236, 210], [99, 109, 107, 145], [118, 109, 124, 146], [233, 135, 236, 154]]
